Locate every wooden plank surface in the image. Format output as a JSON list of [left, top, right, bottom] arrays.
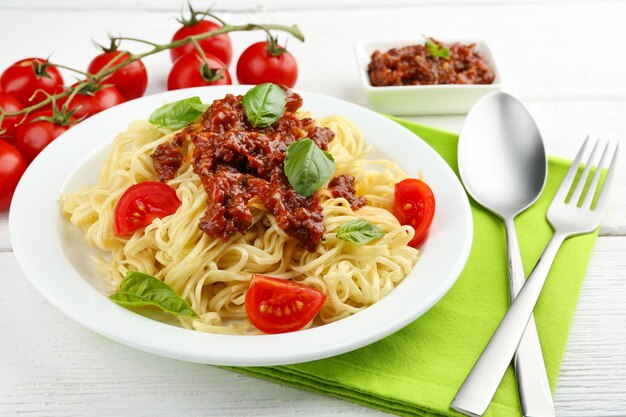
[[1, 1, 625, 416]]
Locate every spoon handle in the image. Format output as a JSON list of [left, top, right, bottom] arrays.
[[451, 232, 566, 416], [505, 219, 555, 417]]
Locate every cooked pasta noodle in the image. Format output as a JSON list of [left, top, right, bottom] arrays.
[[61, 113, 419, 334]]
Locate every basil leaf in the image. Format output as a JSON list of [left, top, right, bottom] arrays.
[[149, 96, 208, 130], [284, 138, 335, 197], [190, 102, 210, 113], [110, 271, 198, 318], [337, 219, 385, 245], [424, 35, 450, 60], [242, 83, 286, 128]]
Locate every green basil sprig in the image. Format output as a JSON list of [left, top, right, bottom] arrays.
[[242, 83, 286, 128], [149, 96, 209, 130], [110, 271, 198, 318], [424, 35, 450, 60], [284, 138, 335, 197], [337, 219, 385, 245]]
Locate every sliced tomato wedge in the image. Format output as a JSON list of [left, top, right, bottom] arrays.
[[245, 274, 326, 334], [114, 182, 181, 236], [392, 178, 436, 247]]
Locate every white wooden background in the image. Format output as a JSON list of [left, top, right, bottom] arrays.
[[1, 1, 625, 416]]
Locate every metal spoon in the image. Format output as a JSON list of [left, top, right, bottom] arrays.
[[455, 92, 553, 417]]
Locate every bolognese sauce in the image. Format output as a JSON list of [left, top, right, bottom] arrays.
[[368, 40, 495, 86], [151, 89, 364, 251], [328, 175, 366, 210]]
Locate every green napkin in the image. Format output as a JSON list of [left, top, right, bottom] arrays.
[[227, 118, 599, 417]]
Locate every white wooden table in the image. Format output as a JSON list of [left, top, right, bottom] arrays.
[[1, 1, 625, 416]]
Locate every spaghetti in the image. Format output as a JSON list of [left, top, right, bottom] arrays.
[[61, 93, 419, 335]]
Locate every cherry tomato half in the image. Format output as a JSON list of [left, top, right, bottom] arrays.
[[392, 179, 436, 247], [245, 274, 326, 334], [168, 53, 231, 90], [170, 20, 233, 67], [236, 41, 298, 88], [15, 111, 70, 163], [0, 93, 23, 143], [0, 141, 27, 210], [114, 182, 181, 236], [87, 51, 148, 101], [0, 58, 64, 107]]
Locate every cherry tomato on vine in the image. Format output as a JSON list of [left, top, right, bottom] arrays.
[[114, 182, 181, 236], [91, 85, 125, 112], [0, 58, 64, 107], [0, 93, 23, 143], [0, 141, 27, 210], [245, 274, 326, 334], [56, 82, 124, 120], [168, 53, 231, 90], [170, 19, 233, 67], [236, 40, 298, 88], [87, 51, 147, 101], [392, 179, 436, 247], [56, 93, 97, 120], [15, 111, 72, 163]]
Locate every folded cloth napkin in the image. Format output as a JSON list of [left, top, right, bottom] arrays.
[[226, 118, 600, 417]]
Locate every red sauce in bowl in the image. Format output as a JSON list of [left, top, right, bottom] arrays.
[[368, 40, 495, 87]]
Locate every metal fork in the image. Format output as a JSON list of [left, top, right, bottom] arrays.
[[451, 137, 620, 417]]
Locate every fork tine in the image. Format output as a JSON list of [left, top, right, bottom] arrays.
[[593, 142, 619, 212], [569, 137, 601, 205], [553, 136, 590, 202], [581, 141, 610, 209]]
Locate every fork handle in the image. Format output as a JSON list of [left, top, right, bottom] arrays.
[[505, 219, 555, 417], [451, 231, 567, 417]]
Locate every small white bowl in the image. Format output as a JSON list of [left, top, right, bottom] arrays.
[[355, 39, 503, 115]]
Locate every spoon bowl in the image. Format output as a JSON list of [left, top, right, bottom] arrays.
[[458, 92, 547, 217]]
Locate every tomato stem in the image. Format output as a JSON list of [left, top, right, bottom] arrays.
[[189, 37, 225, 82], [177, 2, 227, 27], [265, 33, 288, 57], [197, 10, 228, 27], [190, 37, 210, 62], [249, 25, 288, 57], [48, 62, 92, 77], [93, 37, 122, 53], [31, 57, 57, 79], [0, 20, 305, 119], [109, 36, 161, 48]]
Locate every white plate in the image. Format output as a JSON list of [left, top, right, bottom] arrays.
[[355, 39, 503, 115], [9, 86, 473, 366]]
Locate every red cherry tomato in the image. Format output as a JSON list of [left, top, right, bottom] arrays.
[[56, 93, 98, 120], [0, 141, 27, 210], [170, 20, 233, 67], [15, 111, 70, 163], [57, 84, 125, 120], [92, 85, 125, 112], [236, 41, 298, 88], [392, 179, 436, 247], [114, 182, 181, 236], [87, 51, 148, 101], [0, 58, 64, 107], [0, 93, 23, 143], [245, 274, 326, 334], [168, 53, 231, 90]]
